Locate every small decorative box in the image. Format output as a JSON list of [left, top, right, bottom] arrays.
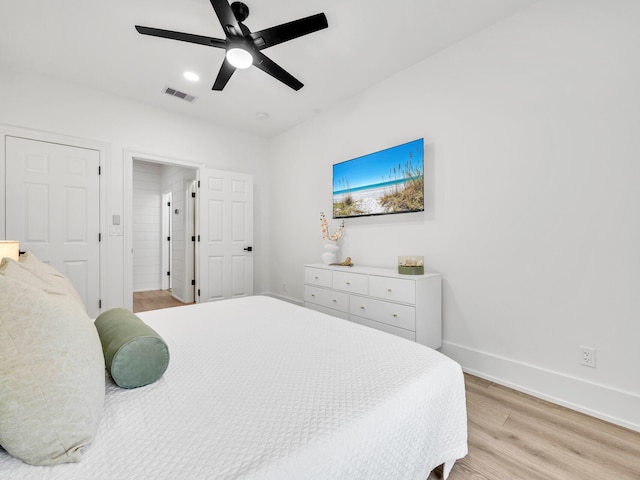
[[398, 256, 424, 275]]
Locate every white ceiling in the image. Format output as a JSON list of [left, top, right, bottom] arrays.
[[0, 0, 536, 137]]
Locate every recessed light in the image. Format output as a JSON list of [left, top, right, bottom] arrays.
[[183, 71, 200, 82], [256, 112, 269, 120]]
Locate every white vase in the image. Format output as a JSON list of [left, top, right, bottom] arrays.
[[321, 241, 339, 264]]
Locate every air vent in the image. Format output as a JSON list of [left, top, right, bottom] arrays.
[[163, 86, 197, 103]]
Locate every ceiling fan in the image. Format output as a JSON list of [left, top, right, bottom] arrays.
[[135, 0, 328, 92]]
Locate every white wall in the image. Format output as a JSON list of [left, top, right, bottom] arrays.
[[0, 66, 271, 308], [132, 160, 163, 292], [268, 0, 640, 430]]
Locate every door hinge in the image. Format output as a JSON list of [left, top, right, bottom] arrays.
[[167, 271, 170, 276], [191, 192, 196, 198], [197, 180, 200, 188], [98, 233, 101, 242], [197, 289, 200, 297], [197, 235, 201, 242], [167, 236, 171, 241], [191, 236, 196, 242], [98, 166, 101, 175], [98, 299, 102, 309], [191, 279, 196, 286], [167, 201, 171, 206]]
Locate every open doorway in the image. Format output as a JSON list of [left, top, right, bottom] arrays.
[[131, 159, 197, 312], [124, 153, 255, 313]]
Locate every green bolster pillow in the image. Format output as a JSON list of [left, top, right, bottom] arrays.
[[94, 308, 170, 389]]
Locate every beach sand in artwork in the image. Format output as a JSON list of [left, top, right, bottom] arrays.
[[334, 184, 405, 215]]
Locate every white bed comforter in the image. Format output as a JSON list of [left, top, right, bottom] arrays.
[[1, 296, 467, 479]]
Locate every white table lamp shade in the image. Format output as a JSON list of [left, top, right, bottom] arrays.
[[0, 241, 19, 261]]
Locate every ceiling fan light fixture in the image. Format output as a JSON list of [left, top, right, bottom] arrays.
[[135, 1, 328, 91], [226, 47, 253, 69]]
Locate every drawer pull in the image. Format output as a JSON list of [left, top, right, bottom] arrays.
[[387, 288, 392, 292], [332, 299, 337, 303], [314, 276, 319, 280], [311, 294, 315, 297], [346, 282, 351, 285], [392, 313, 398, 318], [360, 306, 365, 310]]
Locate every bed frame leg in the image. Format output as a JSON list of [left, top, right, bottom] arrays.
[[428, 463, 444, 479]]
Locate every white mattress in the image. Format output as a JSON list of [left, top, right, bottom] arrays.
[[1, 296, 467, 479]]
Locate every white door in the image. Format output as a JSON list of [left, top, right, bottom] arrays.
[[161, 191, 172, 290], [5, 136, 101, 316], [184, 179, 197, 303], [197, 168, 253, 302]]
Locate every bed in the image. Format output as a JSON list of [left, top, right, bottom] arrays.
[[0, 295, 467, 479]]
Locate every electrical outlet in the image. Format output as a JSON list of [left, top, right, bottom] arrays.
[[579, 346, 596, 368]]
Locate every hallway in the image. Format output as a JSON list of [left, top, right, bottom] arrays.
[[133, 290, 193, 313]]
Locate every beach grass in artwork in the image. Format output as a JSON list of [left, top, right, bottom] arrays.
[[332, 138, 424, 218]]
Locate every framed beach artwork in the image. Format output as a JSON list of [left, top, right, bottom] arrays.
[[332, 138, 424, 218]]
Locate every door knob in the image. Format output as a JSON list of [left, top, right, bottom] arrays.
[[243, 246, 253, 252]]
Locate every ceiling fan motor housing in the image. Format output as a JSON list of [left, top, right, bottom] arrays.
[[231, 2, 250, 23]]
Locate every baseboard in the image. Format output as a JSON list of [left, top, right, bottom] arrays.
[[171, 292, 186, 304], [266, 292, 304, 306], [441, 341, 640, 433]]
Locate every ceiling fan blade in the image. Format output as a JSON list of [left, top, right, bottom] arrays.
[[209, 0, 242, 38], [212, 59, 236, 91], [252, 51, 303, 91], [135, 26, 226, 48], [248, 13, 327, 50]]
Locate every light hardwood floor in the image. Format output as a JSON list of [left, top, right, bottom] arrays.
[[132, 290, 193, 313], [429, 374, 640, 480]]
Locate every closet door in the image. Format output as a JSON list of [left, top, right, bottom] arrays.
[[5, 136, 101, 317]]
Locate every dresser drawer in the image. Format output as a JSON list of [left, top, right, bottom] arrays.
[[305, 285, 349, 313], [351, 316, 416, 342], [349, 295, 415, 331], [332, 270, 368, 295], [304, 267, 332, 288], [369, 276, 416, 304]]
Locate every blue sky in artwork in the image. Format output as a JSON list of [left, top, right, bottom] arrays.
[[333, 138, 424, 192]]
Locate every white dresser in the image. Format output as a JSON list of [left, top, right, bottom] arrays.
[[303, 264, 442, 349]]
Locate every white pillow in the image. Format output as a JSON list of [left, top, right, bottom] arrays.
[[17, 251, 85, 309], [0, 275, 105, 465], [0, 257, 67, 297]]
